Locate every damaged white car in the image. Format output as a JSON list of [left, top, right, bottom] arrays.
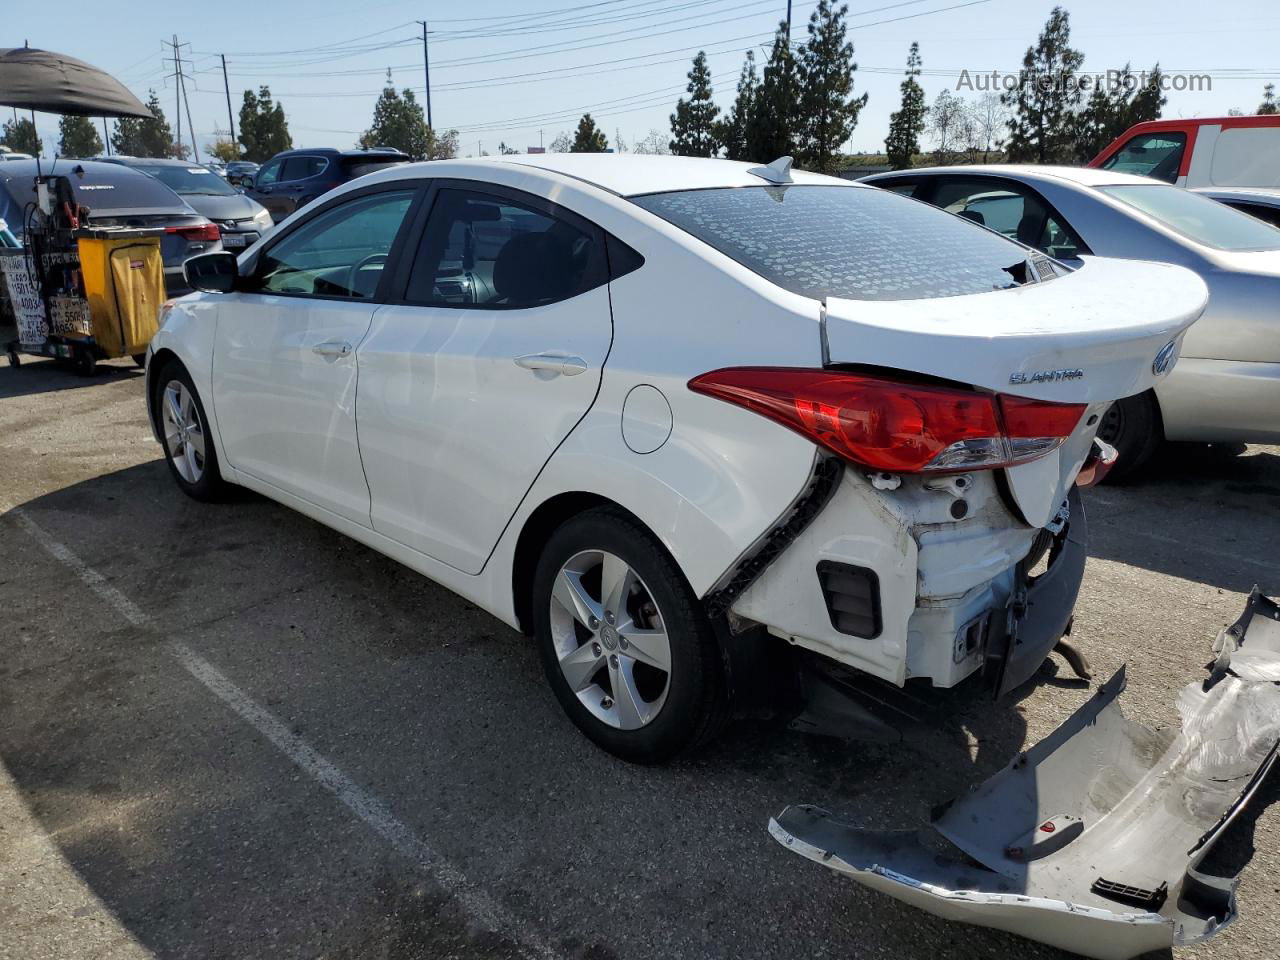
[[156, 153, 1205, 766]]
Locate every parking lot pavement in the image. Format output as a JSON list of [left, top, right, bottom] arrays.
[[2, 352, 1277, 960]]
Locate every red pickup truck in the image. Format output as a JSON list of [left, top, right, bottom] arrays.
[[1089, 115, 1280, 188]]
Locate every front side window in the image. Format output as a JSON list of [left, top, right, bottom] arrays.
[[256, 160, 282, 186], [405, 188, 603, 308], [253, 189, 415, 298], [1100, 132, 1186, 183], [1100, 184, 1280, 251], [632, 185, 1035, 301]]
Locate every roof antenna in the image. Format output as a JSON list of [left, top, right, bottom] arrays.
[[747, 156, 793, 184]]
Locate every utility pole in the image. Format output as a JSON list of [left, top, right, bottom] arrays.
[[179, 65, 199, 162], [221, 54, 237, 148], [102, 118, 111, 155], [415, 20, 433, 129], [786, 0, 792, 33], [172, 34, 182, 159]]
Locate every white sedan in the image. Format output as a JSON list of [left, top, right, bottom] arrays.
[[150, 154, 1206, 763]]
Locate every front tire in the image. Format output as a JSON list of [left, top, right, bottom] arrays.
[[533, 508, 725, 764], [1097, 391, 1162, 482], [155, 364, 229, 501]]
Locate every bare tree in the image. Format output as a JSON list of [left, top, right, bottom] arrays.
[[632, 129, 671, 155], [971, 92, 1009, 162], [929, 89, 965, 163], [549, 130, 572, 153]]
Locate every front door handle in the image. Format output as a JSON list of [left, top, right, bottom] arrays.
[[313, 340, 353, 359], [514, 353, 588, 377]]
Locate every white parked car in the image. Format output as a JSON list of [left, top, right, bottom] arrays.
[[149, 155, 1206, 763]]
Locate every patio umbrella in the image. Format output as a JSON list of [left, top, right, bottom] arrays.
[[0, 47, 152, 118]]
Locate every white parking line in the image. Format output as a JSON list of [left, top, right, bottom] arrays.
[[9, 506, 561, 960]]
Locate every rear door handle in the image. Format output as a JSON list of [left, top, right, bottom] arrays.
[[514, 353, 588, 377], [313, 340, 353, 359]]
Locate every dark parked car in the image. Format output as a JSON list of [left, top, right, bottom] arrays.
[[224, 160, 259, 187], [0, 159, 221, 296], [98, 157, 273, 251], [245, 147, 409, 221]]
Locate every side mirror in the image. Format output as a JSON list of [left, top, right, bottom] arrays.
[[185, 251, 239, 294]]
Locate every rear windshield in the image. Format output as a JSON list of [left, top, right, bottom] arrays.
[[341, 157, 408, 178], [1099, 183, 1280, 251], [131, 163, 238, 197], [631, 185, 1033, 301], [0, 167, 184, 214]]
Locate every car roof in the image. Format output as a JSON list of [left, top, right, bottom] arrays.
[[447, 153, 849, 197], [271, 147, 408, 158], [1192, 186, 1280, 205], [862, 164, 1159, 189], [100, 156, 210, 167]]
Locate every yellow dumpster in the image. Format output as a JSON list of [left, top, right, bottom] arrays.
[[76, 230, 165, 358]]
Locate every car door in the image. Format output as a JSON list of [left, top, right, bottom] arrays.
[[211, 185, 421, 525], [250, 157, 287, 221], [279, 155, 330, 216], [356, 182, 614, 574]]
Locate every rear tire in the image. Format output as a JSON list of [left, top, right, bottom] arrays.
[[1097, 391, 1162, 482], [532, 507, 726, 764], [154, 362, 230, 502]]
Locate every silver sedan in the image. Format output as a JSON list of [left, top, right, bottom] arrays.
[[861, 165, 1280, 478]]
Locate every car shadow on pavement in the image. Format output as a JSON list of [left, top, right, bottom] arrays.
[[0, 353, 144, 399], [0, 461, 1265, 960]]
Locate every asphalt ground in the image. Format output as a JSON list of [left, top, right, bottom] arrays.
[[2, 350, 1278, 960]]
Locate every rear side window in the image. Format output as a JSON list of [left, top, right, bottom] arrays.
[[1225, 200, 1280, 229], [281, 156, 328, 181], [404, 187, 605, 308], [1100, 132, 1186, 183], [1100, 184, 1280, 251], [631, 185, 1032, 301]]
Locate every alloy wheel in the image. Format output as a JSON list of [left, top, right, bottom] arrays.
[[162, 380, 206, 484], [548, 549, 672, 730]]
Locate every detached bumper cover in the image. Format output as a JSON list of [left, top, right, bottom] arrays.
[[770, 588, 1280, 960]]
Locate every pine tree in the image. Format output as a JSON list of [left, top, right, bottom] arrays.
[[1, 117, 42, 156], [238, 87, 292, 162], [796, 0, 866, 173], [570, 114, 608, 152], [716, 52, 758, 161], [1002, 6, 1084, 164], [57, 115, 103, 157], [885, 42, 926, 170], [669, 51, 721, 157], [1074, 64, 1166, 163], [1260, 83, 1278, 115], [112, 91, 175, 158], [360, 83, 433, 158], [746, 21, 801, 162]]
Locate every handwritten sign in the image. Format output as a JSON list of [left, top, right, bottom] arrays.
[[0, 251, 46, 347]]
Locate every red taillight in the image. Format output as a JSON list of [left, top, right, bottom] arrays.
[[167, 222, 221, 243], [688, 368, 1085, 474]]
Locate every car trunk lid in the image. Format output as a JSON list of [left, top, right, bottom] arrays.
[[822, 258, 1207, 525]]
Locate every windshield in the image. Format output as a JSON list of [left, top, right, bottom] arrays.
[[631, 185, 1034, 301], [134, 164, 238, 196], [1099, 183, 1280, 251]]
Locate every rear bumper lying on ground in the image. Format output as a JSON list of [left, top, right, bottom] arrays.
[[769, 588, 1280, 960]]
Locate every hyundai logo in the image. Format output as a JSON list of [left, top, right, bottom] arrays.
[[1152, 340, 1178, 377]]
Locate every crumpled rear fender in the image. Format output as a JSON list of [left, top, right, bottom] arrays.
[[770, 588, 1280, 960]]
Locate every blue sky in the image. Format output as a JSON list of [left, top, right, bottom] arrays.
[[9, 0, 1279, 158]]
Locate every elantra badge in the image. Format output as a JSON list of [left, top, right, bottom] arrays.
[[1152, 340, 1178, 376], [1009, 368, 1085, 385]]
